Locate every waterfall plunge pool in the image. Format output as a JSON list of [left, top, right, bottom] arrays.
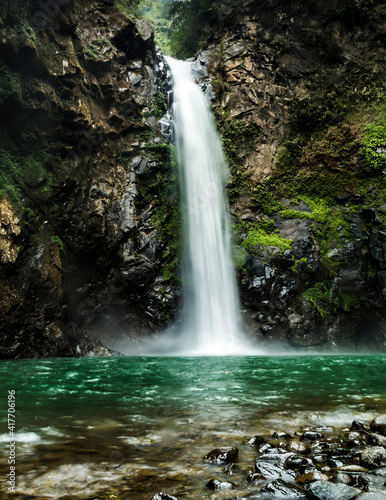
[[1, 354, 385, 499]]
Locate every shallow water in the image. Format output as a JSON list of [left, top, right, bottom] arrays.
[[0, 355, 385, 499]]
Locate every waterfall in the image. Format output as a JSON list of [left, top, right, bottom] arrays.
[[166, 57, 248, 355]]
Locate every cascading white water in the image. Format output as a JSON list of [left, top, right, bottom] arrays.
[[166, 56, 248, 355]]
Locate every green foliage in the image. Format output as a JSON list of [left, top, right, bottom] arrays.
[[281, 198, 330, 224], [302, 282, 330, 318], [115, 0, 144, 15], [152, 91, 167, 119], [0, 139, 51, 204], [242, 228, 292, 252], [0, 61, 21, 105], [168, 0, 234, 58], [138, 0, 173, 53], [363, 122, 386, 170], [290, 257, 311, 274], [214, 109, 259, 202], [51, 235, 65, 252], [303, 281, 360, 318]]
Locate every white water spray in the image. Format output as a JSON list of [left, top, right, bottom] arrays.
[[166, 57, 249, 355]]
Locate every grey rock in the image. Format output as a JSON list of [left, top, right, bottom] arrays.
[[356, 493, 386, 499], [254, 461, 296, 481], [206, 478, 234, 490], [358, 472, 386, 492], [371, 416, 386, 437], [360, 447, 386, 469], [306, 480, 359, 500], [151, 494, 179, 500], [259, 479, 305, 498], [204, 447, 239, 464]]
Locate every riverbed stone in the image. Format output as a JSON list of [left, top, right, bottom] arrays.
[[368, 434, 386, 448], [351, 421, 367, 432], [356, 493, 386, 499], [331, 473, 354, 485], [259, 479, 305, 498], [253, 461, 296, 481], [358, 472, 386, 491], [371, 416, 386, 436], [288, 441, 311, 455], [295, 471, 329, 484], [151, 494, 179, 500], [369, 468, 386, 478], [306, 480, 359, 500], [206, 478, 234, 490], [273, 431, 292, 439], [285, 455, 313, 470], [360, 447, 386, 469], [249, 435, 268, 447], [301, 431, 324, 442], [204, 447, 239, 464]]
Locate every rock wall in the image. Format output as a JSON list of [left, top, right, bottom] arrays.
[[0, 0, 178, 358], [197, 0, 386, 350]]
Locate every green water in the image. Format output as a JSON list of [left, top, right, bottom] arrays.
[[0, 355, 385, 499]]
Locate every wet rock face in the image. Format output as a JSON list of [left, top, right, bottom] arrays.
[[0, 0, 176, 358], [193, 1, 386, 351]]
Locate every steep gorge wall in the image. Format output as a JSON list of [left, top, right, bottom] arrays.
[[0, 0, 178, 358], [200, 0, 386, 349]]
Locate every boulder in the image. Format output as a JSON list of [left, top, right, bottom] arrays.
[[151, 494, 179, 500], [368, 434, 386, 448], [254, 461, 296, 481], [285, 455, 313, 470], [306, 480, 359, 500], [358, 472, 386, 492], [356, 493, 386, 499], [301, 431, 324, 441], [288, 440, 310, 455], [259, 479, 305, 498], [370, 416, 386, 437], [248, 435, 267, 447], [360, 447, 386, 469], [203, 447, 238, 464], [206, 479, 234, 490]]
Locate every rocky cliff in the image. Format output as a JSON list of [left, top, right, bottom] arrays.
[[1, 0, 386, 358], [198, 0, 386, 349], [0, 0, 178, 358]]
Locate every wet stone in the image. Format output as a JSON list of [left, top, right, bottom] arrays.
[[258, 479, 306, 499], [358, 472, 386, 491], [326, 458, 346, 468], [371, 416, 386, 437], [351, 421, 367, 432], [368, 434, 386, 448], [273, 431, 292, 439], [356, 493, 386, 500], [259, 451, 294, 463], [306, 480, 359, 500], [206, 479, 234, 490], [338, 465, 369, 473], [301, 431, 324, 441], [285, 455, 313, 470], [151, 494, 179, 500], [295, 471, 329, 484], [254, 461, 296, 481], [360, 447, 386, 469], [331, 473, 354, 485], [288, 440, 310, 455], [249, 435, 268, 447], [204, 447, 239, 464], [370, 468, 386, 478]]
